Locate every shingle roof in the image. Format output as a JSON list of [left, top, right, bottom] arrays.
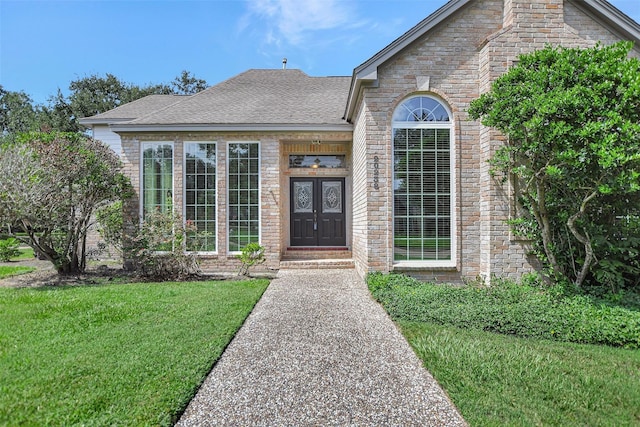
[[78, 94, 185, 124], [124, 69, 351, 127]]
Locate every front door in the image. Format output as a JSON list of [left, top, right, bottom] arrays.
[[290, 178, 346, 246]]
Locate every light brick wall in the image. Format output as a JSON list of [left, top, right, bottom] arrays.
[[352, 0, 639, 283], [120, 131, 351, 273]]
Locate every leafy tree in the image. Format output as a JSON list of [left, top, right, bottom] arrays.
[[0, 86, 39, 134], [0, 132, 131, 274], [170, 70, 208, 95], [469, 42, 640, 290], [2, 72, 208, 135]]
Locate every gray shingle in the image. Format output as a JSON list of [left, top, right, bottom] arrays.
[[128, 70, 351, 126], [79, 94, 186, 123]]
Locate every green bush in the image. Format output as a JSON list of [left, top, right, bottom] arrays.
[[131, 209, 200, 280], [237, 242, 265, 276], [0, 238, 21, 262], [367, 272, 640, 349]]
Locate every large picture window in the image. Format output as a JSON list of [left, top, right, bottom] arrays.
[[185, 142, 217, 252], [393, 96, 454, 264], [142, 142, 173, 217], [228, 142, 260, 252]]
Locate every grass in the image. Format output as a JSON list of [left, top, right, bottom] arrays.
[[0, 279, 269, 426], [0, 265, 36, 279], [13, 247, 35, 261], [401, 321, 640, 426], [393, 237, 451, 249]]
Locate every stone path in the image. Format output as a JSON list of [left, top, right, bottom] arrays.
[[177, 269, 466, 426]]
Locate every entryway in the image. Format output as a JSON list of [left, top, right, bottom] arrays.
[[290, 178, 346, 247]]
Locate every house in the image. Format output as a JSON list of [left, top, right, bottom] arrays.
[[81, 0, 640, 282]]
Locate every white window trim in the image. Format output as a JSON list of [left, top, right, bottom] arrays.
[[226, 141, 261, 254], [184, 141, 218, 255], [392, 95, 457, 268], [139, 141, 174, 224]]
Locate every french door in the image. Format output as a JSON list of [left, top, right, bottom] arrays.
[[290, 178, 346, 246]]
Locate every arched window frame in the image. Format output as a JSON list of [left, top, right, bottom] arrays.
[[392, 95, 456, 267]]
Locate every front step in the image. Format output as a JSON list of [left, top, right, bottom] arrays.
[[282, 247, 351, 260], [279, 258, 355, 269]]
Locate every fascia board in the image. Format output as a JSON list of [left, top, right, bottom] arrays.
[[78, 118, 133, 125], [579, 0, 640, 43]]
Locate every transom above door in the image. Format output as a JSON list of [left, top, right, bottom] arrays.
[[290, 178, 346, 247]]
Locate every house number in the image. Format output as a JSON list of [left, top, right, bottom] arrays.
[[373, 156, 380, 190]]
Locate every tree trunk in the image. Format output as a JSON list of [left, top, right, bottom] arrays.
[[566, 190, 599, 289]]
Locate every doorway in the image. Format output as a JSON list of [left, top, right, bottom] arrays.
[[290, 178, 346, 246]]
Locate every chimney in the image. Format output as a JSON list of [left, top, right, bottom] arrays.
[[504, 0, 563, 29], [282, 58, 287, 70]]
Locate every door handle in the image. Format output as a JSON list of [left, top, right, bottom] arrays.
[[314, 210, 317, 230]]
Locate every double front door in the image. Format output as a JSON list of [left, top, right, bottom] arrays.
[[290, 178, 346, 246]]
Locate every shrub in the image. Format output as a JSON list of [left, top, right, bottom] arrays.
[[95, 200, 124, 256], [237, 242, 265, 276], [131, 209, 201, 280], [0, 238, 21, 262], [367, 273, 640, 349]]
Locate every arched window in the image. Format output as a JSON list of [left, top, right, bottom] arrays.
[[392, 95, 454, 264]]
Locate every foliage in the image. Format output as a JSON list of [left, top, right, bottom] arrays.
[[468, 42, 640, 290], [0, 238, 21, 262], [236, 242, 265, 276], [95, 200, 124, 256], [131, 209, 201, 280], [169, 70, 208, 95], [367, 273, 640, 348], [0, 86, 40, 134], [401, 321, 640, 426], [0, 279, 268, 426], [2, 72, 208, 135], [0, 132, 131, 274]]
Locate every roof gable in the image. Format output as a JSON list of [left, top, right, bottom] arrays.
[[344, 0, 640, 121]]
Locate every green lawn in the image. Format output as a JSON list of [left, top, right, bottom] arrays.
[[0, 279, 269, 426], [0, 265, 35, 279], [401, 321, 640, 426], [13, 247, 35, 261]]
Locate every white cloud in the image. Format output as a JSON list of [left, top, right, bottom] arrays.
[[243, 0, 363, 46]]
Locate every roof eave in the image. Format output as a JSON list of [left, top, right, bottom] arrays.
[[78, 117, 133, 125], [110, 123, 354, 133], [579, 0, 640, 44]]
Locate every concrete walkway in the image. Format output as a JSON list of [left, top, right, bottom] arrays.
[[177, 269, 467, 426]]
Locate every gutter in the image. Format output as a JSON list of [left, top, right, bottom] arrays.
[[110, 123, 354, 133]]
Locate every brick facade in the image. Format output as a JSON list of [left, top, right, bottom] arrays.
[[350, 0, 640, 282], [111, 0, 640, 282], [120, 131, 351, 273]]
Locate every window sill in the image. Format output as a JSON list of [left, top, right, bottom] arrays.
[[393, 261, 457, 271]]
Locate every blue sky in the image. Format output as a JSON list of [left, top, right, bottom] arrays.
[[1, 0, 639, 105]]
